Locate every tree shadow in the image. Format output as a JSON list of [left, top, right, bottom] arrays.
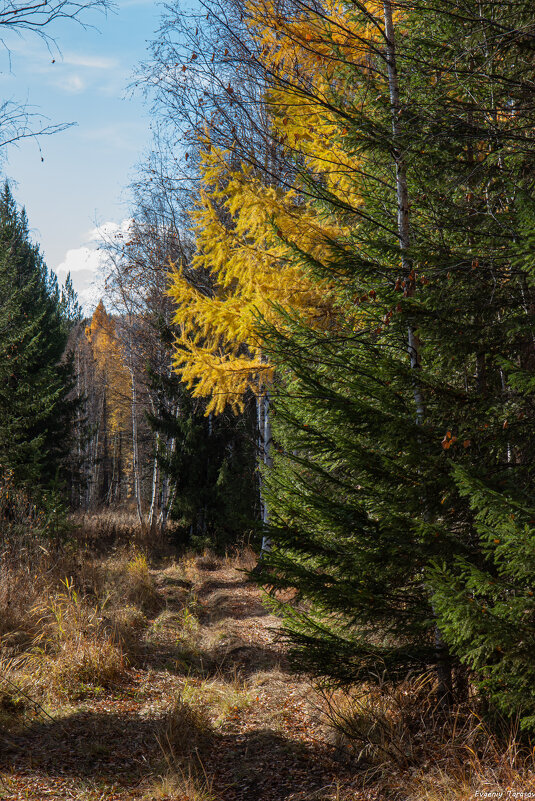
[[208, 643, 289, 677], [200, 591, 270, 623], [138, 636, 287, 679], [196, 578, 252, 597], [205, 727, 340, 800], [156, 575, 193, 591], [0, 709, 162, 784], [0, 710, 342, 800]]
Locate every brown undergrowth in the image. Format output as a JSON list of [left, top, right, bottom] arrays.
[[0, 512, 533, 800]]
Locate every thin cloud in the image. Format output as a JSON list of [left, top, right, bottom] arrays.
[[55, 74, 86, 94], [62, 53, 119, 70], [81, 123, 145, 151]]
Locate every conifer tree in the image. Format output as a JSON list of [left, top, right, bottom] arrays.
[[0, 183, 76, 488], [60, 272, 82, 326], [148, 345, 258, 551], [155, 0, 535, 723]]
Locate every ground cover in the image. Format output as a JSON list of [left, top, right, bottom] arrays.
[[0, 528, 534, 800]]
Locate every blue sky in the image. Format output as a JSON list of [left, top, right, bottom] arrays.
[[0, 0, 162, 310]]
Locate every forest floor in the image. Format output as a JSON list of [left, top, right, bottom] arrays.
[[0, 544, 367, 801], [0, 533, 534, 801]]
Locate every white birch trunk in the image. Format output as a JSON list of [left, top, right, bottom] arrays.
[[256, 390, 272, 554], [159, 472, 169, 535], [159, 402, 179, 536], [131, 370, 144, 528], [148, 437, 160, 533], [159, 433, 175, 536]]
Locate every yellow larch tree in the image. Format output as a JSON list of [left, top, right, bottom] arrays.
[[168, 143, 340, 414], [85, 300, 131, 435], [85, 300, 132, 505], [167, 0, 385, 541], [167, 0, 384, 416]]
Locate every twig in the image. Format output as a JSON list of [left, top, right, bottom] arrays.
[[0, 670, 59, 725]]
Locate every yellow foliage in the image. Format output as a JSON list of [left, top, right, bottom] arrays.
[[168, 0, 380, 414], [86, 301, 131, 432], [168, 143, 341, 414]]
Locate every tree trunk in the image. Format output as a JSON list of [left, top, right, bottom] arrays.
[[131, 370, 144, 529], [148, 445, 160, 534], [383, 0, 452, 704], [101, 393, 110, 505], [256, 390, 272, 555]]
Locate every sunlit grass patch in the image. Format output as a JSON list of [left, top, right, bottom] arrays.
[[316, 675, 535, 800], [143, 768, 217, 801], [44, 637, 126, 700], [28, 577, 127, 699], [102, 549, 162, 615], [178, 673, 255, 728]]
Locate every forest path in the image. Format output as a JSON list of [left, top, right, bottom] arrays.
[[0, 554, 361, 801]]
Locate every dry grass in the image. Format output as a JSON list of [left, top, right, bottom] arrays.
[[195, 550, 222, 572], [43, 638, 126, 699], [317, 675, 535, 800], [70, 509, 144, 544], [178, 673, 255, 728], [225, 544, 258, 572], [27, 577, 127, 698], [147, 589, 206, 673], [1, 507, 535, 801], [0, 509, 162, 702], [149, 694, 216, 801], [160, 694, 213, 759], [0, 654, 44, 729], [144, 766, 217, 801], [103, 549, 162, 614]]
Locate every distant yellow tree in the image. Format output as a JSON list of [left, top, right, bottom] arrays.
[[85, 300, 131, 433]]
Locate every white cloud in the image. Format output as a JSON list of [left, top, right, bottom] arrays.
[[55, 246, 105, 312], [87, 218, 133, 243], [55, 219, 133, 314], [56, 246, 101, 275]]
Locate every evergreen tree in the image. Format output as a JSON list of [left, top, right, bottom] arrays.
[[159, 0, 535, 724], [148, 324, 258, 552], [0, 183, 76, 488], [430, 468, 535, 729], [241, 0, 535, 723], [60, 272, 82, 326]]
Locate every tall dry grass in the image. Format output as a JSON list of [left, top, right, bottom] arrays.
[[0, 501, 168, 704], [318, 674, 535, 800]]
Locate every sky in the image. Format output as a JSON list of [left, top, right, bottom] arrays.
[[0, 0, 163, 312]]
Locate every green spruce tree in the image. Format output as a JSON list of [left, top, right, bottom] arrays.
[[250, 0, 535, 726], [148, 323, 258, 552], [0, 182, 76, 488]]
